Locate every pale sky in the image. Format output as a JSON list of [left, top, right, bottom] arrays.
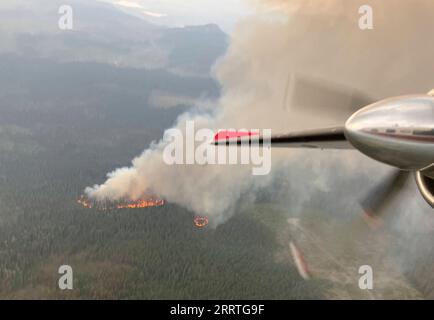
[[98, 0, 253, 32]]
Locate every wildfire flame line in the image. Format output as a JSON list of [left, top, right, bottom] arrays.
[[77, 195, 165, 211]]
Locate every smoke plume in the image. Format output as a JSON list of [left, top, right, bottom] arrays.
[[86, 0, 434, 229]]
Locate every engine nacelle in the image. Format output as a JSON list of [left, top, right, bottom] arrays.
[[415, 171, 434, 208], [344, 94, 434, 171]]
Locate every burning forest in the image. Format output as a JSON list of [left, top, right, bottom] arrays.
[[77, 195, 165, 211], [194, 216, 209, 228]]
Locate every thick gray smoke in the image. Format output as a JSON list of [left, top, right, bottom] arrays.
[[86, 0, 434, 232]]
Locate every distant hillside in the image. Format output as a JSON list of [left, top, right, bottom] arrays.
[[1, 0, 228, 75]]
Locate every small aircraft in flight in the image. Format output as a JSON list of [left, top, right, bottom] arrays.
[[214, 88, 434, 217]]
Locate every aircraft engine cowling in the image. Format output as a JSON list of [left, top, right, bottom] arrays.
[[415, 171, 434, 208]]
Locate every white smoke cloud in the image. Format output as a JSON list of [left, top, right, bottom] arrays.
[[86, 0, 434, 230]]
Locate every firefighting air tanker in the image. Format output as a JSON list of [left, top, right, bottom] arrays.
[[215, 88, 434, 216]]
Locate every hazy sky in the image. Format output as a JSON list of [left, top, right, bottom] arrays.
[[0, 0, 252, 33], [99, 0, 252, 31]]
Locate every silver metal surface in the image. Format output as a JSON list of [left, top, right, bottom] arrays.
[[344, 95, 434, 170]]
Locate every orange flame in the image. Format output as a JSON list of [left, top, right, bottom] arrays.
[[77, 195, 165, 210], [194, 216, 209, 228], [116, 199, 165, 209]]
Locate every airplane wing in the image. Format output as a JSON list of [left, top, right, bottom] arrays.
[[211, 75, 374, 151], [213, 127, 353, 150]]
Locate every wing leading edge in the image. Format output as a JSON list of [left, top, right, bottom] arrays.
[[213, 127, 353, 150]]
